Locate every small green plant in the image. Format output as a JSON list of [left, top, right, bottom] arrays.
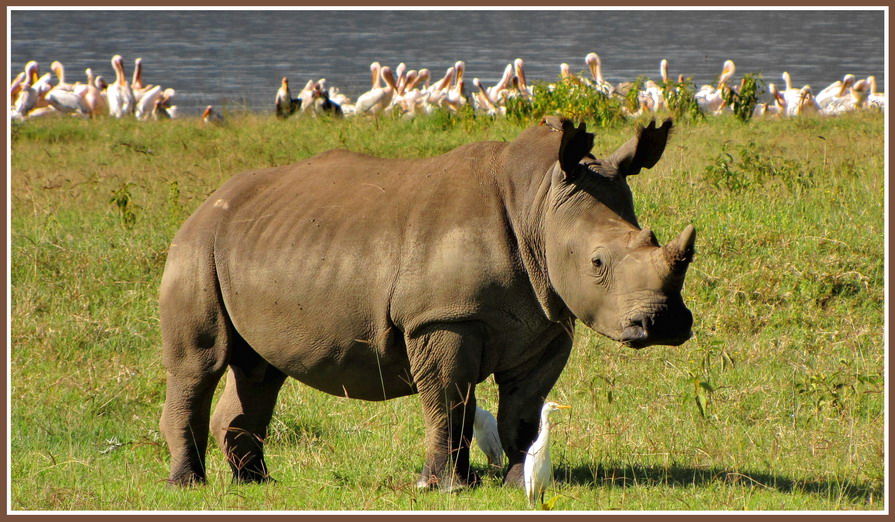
[[506, 79, 625, 127], [722, 73, 764, 123], [661, 76, 704, 122], [110, 183, 138, 229], [624, 75, 647, 114], [796, 369, 882, 413], [703, 141, 812, 192], [687, 341, 734, 418]]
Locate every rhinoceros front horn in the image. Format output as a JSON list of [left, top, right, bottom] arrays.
[[662, 224, 696, 273]]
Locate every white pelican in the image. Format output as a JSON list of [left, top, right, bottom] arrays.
[[764, 83, 786, 117], [354, 65, 396, 115], [22, 61, 40, 86], [558, 63, 581, 88], [107, 55, 135, 118], [779, 71, 803, 110], [46, 88, 88, 116], [403, 70, 425, 92], [695, 60, 735, 114], [369, 61, 382, 90], [815, 74, 855, 110], [275, 76, 297, 118], [487, 63, 514, 104], [426, 66, 454, 106], [297, 79, 317, 115], [514, 58, 532, 98], [396, 68, 415, 96], [638, 80, 664, 113], [414, 68, 431, 91], [50, 61, 74, 91], [31, 72, 54, 110], [394, 62, 407, 94], [523, 401, 571, 508], [444, 61, 468, 111], [791, 85, 821, 116], [83, 68, 106, 118], [585, 52, 613, 95], [472, 77, 498, 114], [327, 85, 352, 107], [11, 74, 39, 119], [134, 85, 163, 120], [130, 58, 156, 103], [473, 406, 502, 467], [153, 87, 177, 119], [392, 70, 417, 112], [10, 71, 26, 107], [823, 79, 870, 115], [866, 75, 885, 111]]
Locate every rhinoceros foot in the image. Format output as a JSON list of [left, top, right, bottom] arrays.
[[416, 468, 480, 492], [503, 464, 525, 488], [166, 470, 207, 488]]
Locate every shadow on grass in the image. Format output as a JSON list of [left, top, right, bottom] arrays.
[[553, 462, 880, 505]]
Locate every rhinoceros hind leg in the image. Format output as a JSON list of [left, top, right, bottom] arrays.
[[210, 347, 287, 484], [159, 245, 234, 486], [408, 323, 484, 492]]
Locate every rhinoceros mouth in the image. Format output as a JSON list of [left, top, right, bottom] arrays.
[[619, 323, 649, 348]]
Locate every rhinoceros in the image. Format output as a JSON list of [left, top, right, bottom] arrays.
[[159, 116, 695, 491]]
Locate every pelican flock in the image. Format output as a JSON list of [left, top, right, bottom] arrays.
[[10, 55, 176, 121], [9, 53, 885, 122]]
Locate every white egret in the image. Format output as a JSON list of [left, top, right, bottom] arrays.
[[523, 401, 570, 507], [473, 406, 502, 467]]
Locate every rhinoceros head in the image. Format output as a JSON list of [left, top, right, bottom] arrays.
[[541, 117, 694, 348]]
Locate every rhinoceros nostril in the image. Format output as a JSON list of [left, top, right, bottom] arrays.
[[620, 316, 649, 347]]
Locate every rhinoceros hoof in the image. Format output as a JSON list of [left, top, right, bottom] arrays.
[[503, 465, 525, 488], [235, 470, 275, 484], [166, 471, 207, 488], [416, 470, 480, 492]]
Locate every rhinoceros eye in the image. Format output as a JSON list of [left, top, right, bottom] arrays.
[[590, 248, 611, 276]]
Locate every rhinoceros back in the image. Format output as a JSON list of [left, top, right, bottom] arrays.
[[168, 144, 528, 399]]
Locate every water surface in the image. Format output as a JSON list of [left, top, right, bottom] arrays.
[[10, 9, 886, 115]]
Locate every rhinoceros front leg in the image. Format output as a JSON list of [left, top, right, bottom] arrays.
[[494, 325, 574, 487], [407, 323, 483, 492], [210, 353, 287, 484]]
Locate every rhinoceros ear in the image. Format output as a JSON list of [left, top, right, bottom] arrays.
[[606, 118, 673, 177], [557, 119, 594, 180]]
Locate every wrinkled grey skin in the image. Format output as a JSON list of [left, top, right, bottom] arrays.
[[159, 116, 694, 491]]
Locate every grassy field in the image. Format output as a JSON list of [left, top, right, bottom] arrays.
[[9, 109, 886, 511]]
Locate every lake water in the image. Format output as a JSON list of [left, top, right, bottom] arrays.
[[10, 9, 886, 116]]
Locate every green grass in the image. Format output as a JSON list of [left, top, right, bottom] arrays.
[[10, 109, 885, 511]]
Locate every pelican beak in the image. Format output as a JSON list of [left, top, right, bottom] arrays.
[[588, 62, 597, 82]]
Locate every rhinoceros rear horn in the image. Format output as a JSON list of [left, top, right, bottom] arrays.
[[662, 224, 696, 273], [607, 118, 673, 177], [555, 118, 594, 179]]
